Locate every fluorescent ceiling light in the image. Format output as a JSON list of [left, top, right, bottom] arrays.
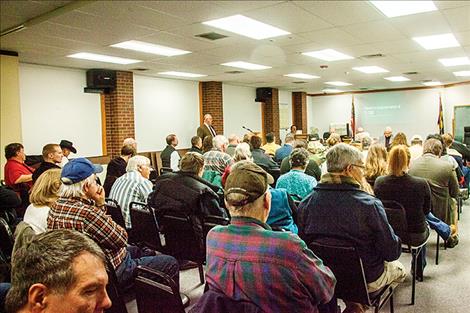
[[439, 57, 470, 67], [422, 81, 442, 86], [353, 66, 389, 73], [67, 52, 141, 64], [325, 81, 352, 86], [111, 40, 191, 56], [384, 76, 410, 82], [221, 61, 271, 70], [413, 33, 460, 50], [302, 49, 354, 61], [322, 88, 343, 93], [370, 1, 437, 18], [202, 14, 290, 40], [284, 73, 319, 79], [453, 70, 470, 77], [158, 71, 207, 78]]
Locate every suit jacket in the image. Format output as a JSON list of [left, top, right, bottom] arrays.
[[409, 153, 459, 224], [197, 124, 216, 141]]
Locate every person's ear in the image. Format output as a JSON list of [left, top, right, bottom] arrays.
[[28, 283, 48, 311]]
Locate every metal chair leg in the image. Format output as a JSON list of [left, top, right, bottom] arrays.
[[411, 249, 417, 305], [198, 264, 205, 284], [435, 233, 439, 265], [390, 292, 394, 313]]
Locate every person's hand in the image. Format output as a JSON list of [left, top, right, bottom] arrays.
[[94, 185, 106, 207]]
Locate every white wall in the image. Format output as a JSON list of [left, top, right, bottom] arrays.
[[222, 84, 261, 138], [308, 85, 470, 140], [134, 75, 199, 151], [19, 63, 102, 156]]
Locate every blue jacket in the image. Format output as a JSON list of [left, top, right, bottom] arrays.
[[274, 144, 293, 162], [298, 182, 401, 283], [267, 188, 298, 234]]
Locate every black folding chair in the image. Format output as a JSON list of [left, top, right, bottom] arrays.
[[104, 259, 129, 313], [309, 241, 394, 313], [0, 218, 14, 262], [129, 202, 163, 251], [105, 198, 126, 229]]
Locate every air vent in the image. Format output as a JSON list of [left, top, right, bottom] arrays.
[[225, 70, 244, 74], [195, 32, 228, 41], [359, 53, 385, 59], [292, 81, 307, 84], [403, 71, 419, 75], [130, 68, 149, 71]]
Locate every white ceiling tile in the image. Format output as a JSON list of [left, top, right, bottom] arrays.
[[442, 6, 470, 33], [388, 11, 452, 37], [340, 20, 407, 43], [213, 1, 285, 14], [434, 1, 470, 10], [298, 28, 362, 47]]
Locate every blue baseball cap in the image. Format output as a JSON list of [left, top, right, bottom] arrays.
[[61, 158, 103, 185]]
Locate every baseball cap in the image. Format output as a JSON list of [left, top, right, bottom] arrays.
[[61, 158, 103, 185], [224, 161, 274, 207], [59, 140, 77, 154]]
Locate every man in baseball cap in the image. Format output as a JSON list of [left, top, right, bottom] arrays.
[[203, 161, 336, 313]]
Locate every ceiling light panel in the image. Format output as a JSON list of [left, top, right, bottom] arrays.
[[221, 61, 271, 70], [439, 57, 470, 67], [370, 1, 437, 18], [202, 15, 290, 40], [413, 33, 460, 50], [453, 71, 470, 77], [422, 81, 442, 86], [302, 49, 354, 61], [384, 76, 410, 81], [67, 52, 141, 64], [158, 71, 207, 78], [353, 66, 389, 73], [284, 73, 319, 79], [325, 81, 352, 86], [111, 40, 191, 56]]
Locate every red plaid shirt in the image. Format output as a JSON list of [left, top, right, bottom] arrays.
[[47, 197, 128, 269]]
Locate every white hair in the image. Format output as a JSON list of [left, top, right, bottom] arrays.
[[234, 142, 253, 162], [123, 138, 137, 146], [126, 155, 150, 172], [228, 134, 239, 144], [59, 174, 95, 198], [326, 143, 363, 173], [213, 135, 228, 151]]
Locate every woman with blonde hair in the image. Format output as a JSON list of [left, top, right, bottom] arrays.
[[23, 168, 61, 233], [364, 143, 388, 185], [390, 132, 409, 149]]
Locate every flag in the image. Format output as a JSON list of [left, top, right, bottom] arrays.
[[350, 95, 356, 138], [438, 93, 444, 135]]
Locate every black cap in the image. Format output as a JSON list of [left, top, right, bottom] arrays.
[[60, 140, 77, 154]]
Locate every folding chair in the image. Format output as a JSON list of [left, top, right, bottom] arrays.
[[104, 259, 129, 313], [309, 241, 394, 313], [129, 202, 162, 251], [105, 198, 126, 229]]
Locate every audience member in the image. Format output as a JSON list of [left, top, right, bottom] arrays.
[[276, 148, 317, 199], [5, 229, 111, 313], [409, 135, 424, 162], [326, 133, 341, 147], [109, 156, 153, 229], [450, 134, 470, 162], [32, 144, 62, 184], [298, 143, 405, 312], [47, 158, 179, 286], [361, 136, 372, 161], [189, 136, 203, 154], [379, 126, 394, 150], [242, 133, 252, 144], [161, 134, 181, 171], [0, 185, 21, 210], [225, 134, 240, 157], [123, 137, 137, 151], [197, 114, 217, 141], [203, 135, 233, 175], [59, 139, 76, 167], [390, 132, 409, 150], [103, 144, 136, 195], [250, 135, 279, 171], [281, 141, 322, 181], [261, 132, 280, 157], [23, 169, 61, 234], [355, 127, 370, 142], [364, 143, 388, 185], [274, 133, 295, 162], [290, 125, 297, 135], [233, 142, 253, 163], [206, 161, 336, 312], [202, 135, 213, 153], [409, 138, 460, 243]]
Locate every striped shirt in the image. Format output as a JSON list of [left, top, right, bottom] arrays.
[[276, 169, 317, 199], [206, 216, 336, 313], [48, 197, 128, 269], [203, 149, 233, 174], [109, 170, 153, 228]]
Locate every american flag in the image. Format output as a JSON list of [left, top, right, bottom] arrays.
[[438, 93, 444, 135]]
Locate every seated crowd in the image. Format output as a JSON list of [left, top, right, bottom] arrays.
[[1, 120, 469, 313]]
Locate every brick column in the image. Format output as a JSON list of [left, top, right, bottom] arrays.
[[263, 88, 280, 144], [200, 81, 223, 134], [292, 91, 308, 134], [103, 71, 135, 157]]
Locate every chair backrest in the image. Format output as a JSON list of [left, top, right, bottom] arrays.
[[129, 202, 162, 251], [105, 198, 126, 229], [380, 200, 410, 245], [135, 265, 185, 313], [309, 241, 370, 305], [104, 259, 129, 313], [160, 167, 173, 175], [203, 214, 230, 238], [0, 218, 14, 261]]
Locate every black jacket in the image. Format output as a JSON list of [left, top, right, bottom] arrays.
[[189, 146, 203, 154], [103, 157, 127, 195], [32, 161, 61, 183], [451, 141, 470, 162], [251, 149, 279, 171]]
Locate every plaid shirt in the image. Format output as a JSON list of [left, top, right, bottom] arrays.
[[47, 197, 128, 269], [206, 216, 336, 313], [203, 149, 233, 174]]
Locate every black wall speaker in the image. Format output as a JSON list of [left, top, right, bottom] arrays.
[[86, 69, 116, 89], [255, 88, 272, 102]]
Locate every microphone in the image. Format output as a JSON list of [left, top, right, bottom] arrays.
[[242, 126, 254, 133]]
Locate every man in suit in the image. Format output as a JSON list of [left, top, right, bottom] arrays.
[[409, 138, 460, 244], [378, 126, 393, 150], [197, 114, 217, 142]]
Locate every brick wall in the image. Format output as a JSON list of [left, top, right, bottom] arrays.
[[200, 81, 224, 134], [263, 88, 280, 144], [292, 91, 307, 134], [103, 71, 135, 157]]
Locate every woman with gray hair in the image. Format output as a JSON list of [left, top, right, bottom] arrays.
[[275, 148, 317, 199], [233, 142, 253, 163]]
